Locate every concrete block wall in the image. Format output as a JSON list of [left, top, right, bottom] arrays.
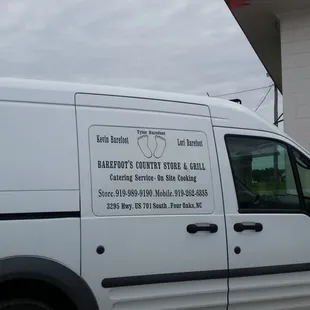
[[280, 9, 310, 151]]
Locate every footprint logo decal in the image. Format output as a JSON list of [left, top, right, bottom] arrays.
[[137, 135, 152, 158], [154, 135, 166, 158], [137, 134, 166, 159]]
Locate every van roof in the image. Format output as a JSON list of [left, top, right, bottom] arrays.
[[0, 77, 280, 134]]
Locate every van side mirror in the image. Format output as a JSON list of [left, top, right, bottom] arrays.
[[229, 98, 242, 104], [295, 151, 310, 170]]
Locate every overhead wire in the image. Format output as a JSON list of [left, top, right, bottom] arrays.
[[254, 84, 273, 111], [212, 85, 271, 98], [210, 83, 281, 122]]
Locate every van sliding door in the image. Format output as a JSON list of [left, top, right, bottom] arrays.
[[76, 93, 229, 310]]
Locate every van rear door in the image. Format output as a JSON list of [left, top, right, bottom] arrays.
[[76, 94, 228, 310]]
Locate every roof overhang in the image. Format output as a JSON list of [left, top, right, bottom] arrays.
[[225, 0, 310, 94]]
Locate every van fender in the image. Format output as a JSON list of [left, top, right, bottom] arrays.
[[0, 256, 99, 310]]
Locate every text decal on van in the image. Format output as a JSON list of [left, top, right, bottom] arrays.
[[89, 126, 214, 216]]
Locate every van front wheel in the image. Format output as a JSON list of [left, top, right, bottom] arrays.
[[0, 300, 54, 310]]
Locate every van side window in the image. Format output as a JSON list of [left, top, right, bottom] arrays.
[[293, 149, 310, 209], [226, 136, 300, 212]]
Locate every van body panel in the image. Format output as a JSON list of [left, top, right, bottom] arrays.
[[0, 218, 80, 274], [0, 100, 79, 192], [0, 190, 79, 214], [209, 104, 277, 133], [228, 271, 310, 310], [0, 95, 81, 291], [75, 92, 211, 118], [76, 94, 228, 310]]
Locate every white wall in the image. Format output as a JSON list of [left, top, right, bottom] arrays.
[[280, 9, 310, 151]]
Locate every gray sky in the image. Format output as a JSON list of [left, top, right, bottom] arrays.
[[0, 0, 283, 127]]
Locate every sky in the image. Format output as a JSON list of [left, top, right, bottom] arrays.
[[0, 0, 283, 128]]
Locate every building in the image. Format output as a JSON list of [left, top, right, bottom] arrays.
[[225, 0, 310, 151]]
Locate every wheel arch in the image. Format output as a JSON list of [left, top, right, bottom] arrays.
[[0, 256, 99, 310]]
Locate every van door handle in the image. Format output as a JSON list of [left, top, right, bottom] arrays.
[[186, 223, 218, 234], [234, 222, 263, 232]]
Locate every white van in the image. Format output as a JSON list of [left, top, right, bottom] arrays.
[[0, 78, 310, 310]]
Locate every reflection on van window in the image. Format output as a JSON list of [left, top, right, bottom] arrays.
[[293, 149, 310, 208], [226, 136, 300, 211]]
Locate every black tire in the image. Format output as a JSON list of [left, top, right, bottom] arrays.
[[0, 300, 54, 310]]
